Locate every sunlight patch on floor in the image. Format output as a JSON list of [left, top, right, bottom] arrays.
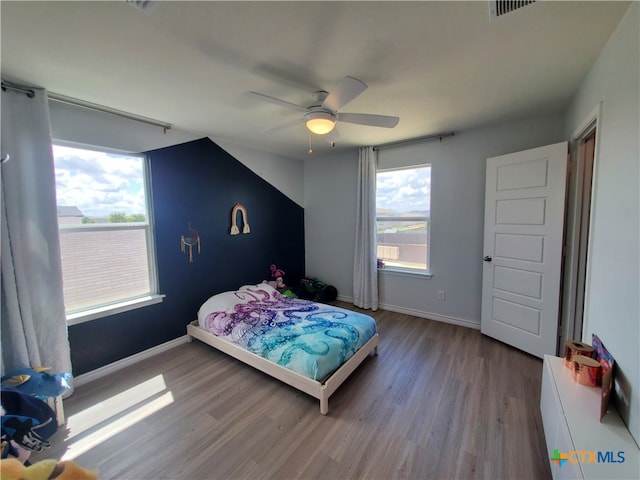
[[61, 375, 174, 460], [66, 375, 168, 438]]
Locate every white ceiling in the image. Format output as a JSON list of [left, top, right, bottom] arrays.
[[1, 1, 630, 159]]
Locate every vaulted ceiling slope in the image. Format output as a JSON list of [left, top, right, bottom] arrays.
[[1, 1, 630, 159]]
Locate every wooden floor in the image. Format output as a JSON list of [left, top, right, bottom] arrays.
[[34, 304, 551, 479]]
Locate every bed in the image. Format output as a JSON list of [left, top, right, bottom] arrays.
[[186, 283, 378, 414]]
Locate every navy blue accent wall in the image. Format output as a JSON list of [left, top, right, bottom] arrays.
[[68, 138, 305, 375]]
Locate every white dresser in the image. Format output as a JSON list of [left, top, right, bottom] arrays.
[[540, 355, 639, 479]]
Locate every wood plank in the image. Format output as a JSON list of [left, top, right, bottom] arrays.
[[34, 302, 551, 479]]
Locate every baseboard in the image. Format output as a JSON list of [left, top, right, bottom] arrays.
[[336, 295, 480, 330], [380, 303, 480, 330], [74, 336, 189, 387]]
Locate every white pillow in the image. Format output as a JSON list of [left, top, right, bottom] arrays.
[[197, 284, 279, 326], [197, 291, 242, 325]]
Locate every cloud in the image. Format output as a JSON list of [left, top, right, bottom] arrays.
[[376, 166, 431, 213], [53, 145, 146, 218]]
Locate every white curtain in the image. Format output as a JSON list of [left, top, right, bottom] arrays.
[[353, 146, 378, 310], [1, 86, 73, 380]]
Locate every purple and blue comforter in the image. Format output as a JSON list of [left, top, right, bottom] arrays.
[[198, 284, 377, 382]]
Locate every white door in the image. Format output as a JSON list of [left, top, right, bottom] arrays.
[[481, 142, 568, 358]]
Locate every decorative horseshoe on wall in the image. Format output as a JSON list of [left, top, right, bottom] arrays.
[[230, 203, 250, 235]]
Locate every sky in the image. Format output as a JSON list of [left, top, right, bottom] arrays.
[[53, 144, 428, 218], [376, 166, 431, 214], [53, 145, 146, 218]]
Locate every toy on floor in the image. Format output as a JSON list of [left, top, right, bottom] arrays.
[[295, 277, 338, 302], [1, 387, 58, 461], [1, 368, 71, 400], [0, 457, 97, 480]]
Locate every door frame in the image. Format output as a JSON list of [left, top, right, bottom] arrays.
[[559, 102, 602, 351]]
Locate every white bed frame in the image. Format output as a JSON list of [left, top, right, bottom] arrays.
[[186, 320, 379, 414]]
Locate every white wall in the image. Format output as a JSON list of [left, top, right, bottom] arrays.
[[304, 149, 359, 297], [304, 113, 564, 326], [563, 2, 639, 445], [215, 140, 304, 206]]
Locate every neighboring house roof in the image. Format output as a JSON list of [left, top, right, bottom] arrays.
[[57, 206, 83, 217]]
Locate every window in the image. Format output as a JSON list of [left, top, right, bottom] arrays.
[[53, 144, 160, 322], [376, 165, 431, 273]]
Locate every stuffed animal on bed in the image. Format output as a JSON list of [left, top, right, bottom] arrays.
[[269, 264, 285, 279], [263, 278, 295, 297], [0, 457, 97, 480], [265, 265, 296, 298]]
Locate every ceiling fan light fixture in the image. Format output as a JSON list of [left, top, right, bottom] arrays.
[[305, 111, 336, 135]]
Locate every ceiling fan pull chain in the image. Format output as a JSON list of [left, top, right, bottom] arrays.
[[308, 133, 313, 155]]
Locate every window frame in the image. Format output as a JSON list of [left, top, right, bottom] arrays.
[[375, 164, 432, 276], [53, 140, 163, 324]]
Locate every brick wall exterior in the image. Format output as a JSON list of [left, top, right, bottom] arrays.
[[59, 229, 150, 311]]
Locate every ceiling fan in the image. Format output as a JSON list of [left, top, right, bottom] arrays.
[[247, 76, 399, 137]]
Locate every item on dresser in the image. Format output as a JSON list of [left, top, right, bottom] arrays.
[[591, 334, 615, 421], [572, 354, 602, 387], [563, 339, 594, 369]]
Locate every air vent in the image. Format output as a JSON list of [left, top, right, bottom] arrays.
[[489, 0, 537, 20]]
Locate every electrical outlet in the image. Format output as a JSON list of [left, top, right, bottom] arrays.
[[437, 290, 445, 301]]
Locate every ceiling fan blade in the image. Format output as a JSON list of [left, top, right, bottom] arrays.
[[246, 91, 307, 112], [339, 113, 399, 128], [322, 76, 367, 112]]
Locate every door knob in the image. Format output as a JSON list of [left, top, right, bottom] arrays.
[[483, 256, 492, 262]]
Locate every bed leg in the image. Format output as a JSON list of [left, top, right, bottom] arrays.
[[373, 345, 378, 356], [186, 334, 193, 343], [320, 397, 329, 415]]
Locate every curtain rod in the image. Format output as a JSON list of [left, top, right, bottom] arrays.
[[47, 92, 173, 132], [374, 131, 455, 151], [1, 81, 36, 98]]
